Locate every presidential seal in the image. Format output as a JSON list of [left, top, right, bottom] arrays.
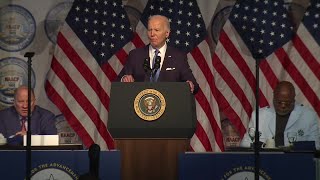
[[0, 5, 36, 52], [0, 57, 36, 107], [134, 89, 166, 121], [45, 1, 73, 44]]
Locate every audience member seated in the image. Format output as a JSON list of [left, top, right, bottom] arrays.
[[240, 81, 320, 150], [0, 85, 57, 145]]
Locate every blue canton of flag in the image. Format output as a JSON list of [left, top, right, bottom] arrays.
[[302, 0, 320, 46], [139, 0, 207, 53], [66, 0, 133, 64], [229, 0, 293, 59]]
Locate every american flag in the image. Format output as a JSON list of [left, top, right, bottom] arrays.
[[45, 0, 133, 150], [288, 0, 320, 117], [130, 0, 223, 152], [213, 0, 320, 140]]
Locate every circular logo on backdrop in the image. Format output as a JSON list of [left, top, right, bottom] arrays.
[[30, 163, 79, 180], [124, 5, 142, 32], [284, 2, 306, 31], [0, 5, 36, 52], [45, 1, 73, 44], [211, 6, 233, 44], [134, 89, 166, 121], [55, 114, 74, 133], [0, 57, 36, 106]]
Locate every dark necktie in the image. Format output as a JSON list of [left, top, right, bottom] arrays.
[[21, 117, 27, 131], [151, 49, 160, 82]]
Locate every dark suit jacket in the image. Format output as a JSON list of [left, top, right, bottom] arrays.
[[0, 105, 57, 138], [117, 45, 199, 94]]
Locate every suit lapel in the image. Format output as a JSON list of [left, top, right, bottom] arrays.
[[11, 107, 22, 134], [285, 105, 301, 130], [158, 46, 173, 81]]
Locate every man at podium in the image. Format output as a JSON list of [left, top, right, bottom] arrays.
[[117, 15, 199, 94]]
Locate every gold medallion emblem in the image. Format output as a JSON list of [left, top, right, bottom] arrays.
[[134, 89, 166, 121]]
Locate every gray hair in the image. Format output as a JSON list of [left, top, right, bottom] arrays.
[[148, 15, 170, 31]]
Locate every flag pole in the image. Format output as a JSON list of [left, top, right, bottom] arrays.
[[24, 52, 35, 180], [254, 59, 260, 180]]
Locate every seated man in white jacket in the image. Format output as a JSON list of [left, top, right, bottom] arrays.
[[240, 81, 320, 149]]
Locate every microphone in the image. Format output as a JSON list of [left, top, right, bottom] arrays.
[[143, 58, 153, 81], [153, 56, 161, 70], [150, 56, 161, 80], [24, 52, 35, 58], [79, 144, 100, 180], [88, 144, 100, 178], [143, 57, 151, 72]]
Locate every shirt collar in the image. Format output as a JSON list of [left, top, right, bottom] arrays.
[[149, 43, 167, 56]]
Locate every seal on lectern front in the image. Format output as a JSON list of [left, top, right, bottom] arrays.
[[134, 89, 166, 121]]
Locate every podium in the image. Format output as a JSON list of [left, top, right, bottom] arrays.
[[108, 82, 196, 180]]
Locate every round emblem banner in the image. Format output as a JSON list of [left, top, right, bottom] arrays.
[[0, 5, 36, 52], [134, 89, 166, 121]]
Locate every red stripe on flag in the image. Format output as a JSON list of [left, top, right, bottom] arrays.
[[195, 89, 224, 150], [57, 33, 110, 110], [101, 62, 118, 83], [259, 59, 279, 90], [219, 30, 269, 106], [213, 53, 253, 118], [50, 56, 114, 148], [190, 47, 215, 94], [193, 121, 213, 151], [115, 48, 129, 66], [189, 46, 224, 151], [292, 35, 320, 81], [214, 85, 247, 136], [275, 48, 320, 117], [132, 32, 146, 48], [45, 77, 94, 147]]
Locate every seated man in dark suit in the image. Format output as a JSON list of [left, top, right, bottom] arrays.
[[0, 85, 57, 145], [117, 14, 199, 94]]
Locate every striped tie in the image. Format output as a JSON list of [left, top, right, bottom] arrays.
[[21, 117, 26, 131], [151, 49, 160, 82]]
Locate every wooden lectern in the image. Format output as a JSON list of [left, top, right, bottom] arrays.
[[108, 82, 196, 180]]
